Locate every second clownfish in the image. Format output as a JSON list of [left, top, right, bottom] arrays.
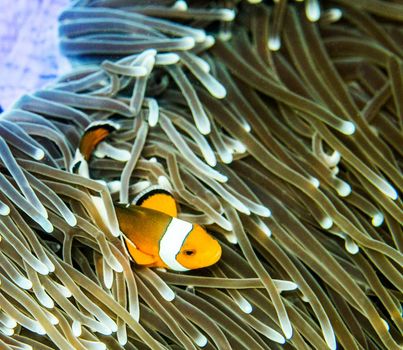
[[71, 121, 222, 271]]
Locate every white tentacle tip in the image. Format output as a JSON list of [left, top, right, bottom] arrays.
[[217, 174, 228, 183], [72, 320, 82, 337], [336, 182, 351, 197], [36, 262, 50, 276], [275, 280, 298, 292], [222, 220, 233, 232], [41, 219, 54, 233], [113, 262, 124, 273], [262, 226, 272, 237], [260, 206, 272, 217], [59, 285, 72, 298], [46, 261, 55, 273], [205, 154, 217, 167], [197, 121, 211, 135], [345, 239, 359, 255], [310, 177, 320, 188], [35, 323, 46, 335], [94, 323, 111, 335], [162, 288, 176, 302], [3, 317, 17, 329], [172, 1, 188, 11], [381, 319, 390, 331], [183, 37, 196, 50], [118, 150, 131, 162], [268, 36, 281, 51], [49, 313, 59, 325], [0, 204, 10, 216], [18, 277, 33, 290], [328, 8, 342, 22], [371, 213, 384, 227], [1, 326, 14, 336], [118, 332, 128, 346], [225, 233, 238, 244], [325, 333, 337, 350], [66, 215, 77, 227], [320, 217, 333, 229], [340, 121, 355, 135], [278, 337, 287, 345], [215, 85, 227, 99], [108, 320, 118, 333], [195, 335, 208, 347], [270, 331, 286, 344], [34, 149, 45, 160], [195, 30, 207, 43], [41, 294, 55, 309], [328, 150, 341, 166], [203, 35, 215, 48], [306, 2, 321, 22], [386, 187, 398, 200], [282, 321, 293, 339], [239, 298, 253, 314], [221, 9, 235, 21], [218, 31, 232, 41]]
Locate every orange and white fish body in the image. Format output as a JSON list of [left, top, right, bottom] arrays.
[[71, 121, 222, 271], [116, 190, 222, 271]]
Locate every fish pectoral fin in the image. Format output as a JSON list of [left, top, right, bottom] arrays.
[[135, 186, 178, 217], [124, 238, 157, 265]]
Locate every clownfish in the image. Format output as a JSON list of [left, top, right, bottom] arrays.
[[116, 188, 222, 271], [71, 121, 222, 271], [71, 120, 121, 177]]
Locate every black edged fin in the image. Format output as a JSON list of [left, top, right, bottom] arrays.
[[84, 120, 120, 134], [134, 186, 178, 217], [135, 186, 173, 206]]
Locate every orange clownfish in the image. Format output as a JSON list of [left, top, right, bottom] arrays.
[[71, 120, 121, 177], [71, 121, 222, 271], [117, 188, 222, 271]]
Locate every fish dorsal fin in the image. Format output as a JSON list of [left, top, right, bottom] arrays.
[[124, 238, 157, 266], [134, 186, 178, 217]]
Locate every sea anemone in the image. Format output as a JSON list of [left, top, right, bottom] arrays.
[[0, 1, 402, 349]]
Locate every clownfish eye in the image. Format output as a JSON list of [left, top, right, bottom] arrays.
[[183, 249, 195, 256]]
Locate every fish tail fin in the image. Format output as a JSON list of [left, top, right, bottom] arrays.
[[70, 120, 119, 175]]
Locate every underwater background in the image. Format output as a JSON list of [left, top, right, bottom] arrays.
[[0, 1, 402, 349], [0, 0, 70, 110]]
